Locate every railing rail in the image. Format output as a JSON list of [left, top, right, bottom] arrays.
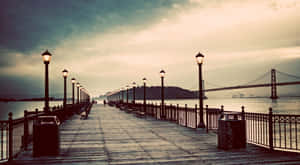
[[108, 101, 300, 153]]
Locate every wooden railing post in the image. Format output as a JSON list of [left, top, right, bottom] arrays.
[[155, 103, 158, 119], [173, 105, 175, 121], [171, 105, 172, 121], [220, 105, 224, 119], [160, 103, 162, 120], [152, 103, 155, 117], [206, 105, 209, 133], [24, 110, 28, 150], [151, 103, 153, 117], [195, 104, 197, 129], [241, 106, 245, 120], [35, 108, 39, 120], [185, 104, 188, 127], [170, 104, 172, 121], [8, 112, 13, 161], [269, 108, 274, 151], [177, 104, 179, 124], [172, 104, 174, 121], [168, 104, 170, 120], [166, 105, 168, 120]]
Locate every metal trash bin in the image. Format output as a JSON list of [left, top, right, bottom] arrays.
[[218, 112, 246, 150], [33, 116, 60, 156]]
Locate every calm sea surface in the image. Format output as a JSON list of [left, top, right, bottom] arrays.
[[1, 98, 300, 120], [134, 97, 300, 115], [0, 101, 62, 120]]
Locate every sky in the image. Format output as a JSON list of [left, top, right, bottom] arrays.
[[1, 0, 300, 98]]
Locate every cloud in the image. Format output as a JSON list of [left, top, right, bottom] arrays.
[[1, 0, 300, 97], [0, 0, 189, 53], [47, 0, 300, 95]]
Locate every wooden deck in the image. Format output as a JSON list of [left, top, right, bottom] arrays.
[[10, 104, 300, 165]]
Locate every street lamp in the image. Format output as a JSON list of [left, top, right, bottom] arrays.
[[42, 50, 52, 113], [76, 82, 80, 104], [121, 87, 125, 103], [71, 78, 76, 104], [81, 87, 85, 103], [160, 69, 165, 119], [143, 78, 147, 113], [132, 82, 136, 104], [119, 89, 121, 103], [80, 85, 83, 103], [196, 52, 205, 128], [62, 69, 68, 108]]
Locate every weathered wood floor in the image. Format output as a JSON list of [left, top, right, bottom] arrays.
[[11, 104, 300, 165]]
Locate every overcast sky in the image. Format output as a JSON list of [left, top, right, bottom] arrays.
[[1, 0, 300, 98]]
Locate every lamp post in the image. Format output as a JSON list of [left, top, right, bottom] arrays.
[[143, 78, 147, 113], [41, 50, 52, 113], [126, 85, 129, 104], [160, 70, 165, 119], [62, 69, 68, 108], [80, 85, 83, 103], [119, 89, 121, 103], [132, 82, 136, 104], [81, 87, 85, 103], [76, 82, 80, 104], [196, 52, 205, 128], [71, 78, 76, 104], [121, 88, 124, 103]]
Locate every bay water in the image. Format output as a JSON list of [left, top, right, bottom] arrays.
[[134, 97, 300, 115], [0, 101, 62, 120]]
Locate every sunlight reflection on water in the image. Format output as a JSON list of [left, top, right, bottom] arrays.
[[134, 98, 300, 114]]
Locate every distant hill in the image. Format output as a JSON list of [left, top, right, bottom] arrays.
[[112, 86, 205, 100]]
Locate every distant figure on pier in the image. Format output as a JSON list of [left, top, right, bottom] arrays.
[[103, 100, 106, 105]]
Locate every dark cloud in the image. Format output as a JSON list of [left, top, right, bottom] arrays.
[[0, 49, 17, 67], [0, 0, 191, 98], [0, 0, 188, 53]]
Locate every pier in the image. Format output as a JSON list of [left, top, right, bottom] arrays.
[[10, 104, 300, 165]]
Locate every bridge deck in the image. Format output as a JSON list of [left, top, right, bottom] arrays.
[[11, 104, 300, 165]]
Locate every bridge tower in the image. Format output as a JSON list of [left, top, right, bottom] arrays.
[[271, 69, 278, 99]]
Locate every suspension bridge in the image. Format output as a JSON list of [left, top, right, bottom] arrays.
[[204, 69, 300, 99]]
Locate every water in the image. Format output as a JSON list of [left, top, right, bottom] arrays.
[[134, 97, 300, 115], [0, 101, 62, 120]]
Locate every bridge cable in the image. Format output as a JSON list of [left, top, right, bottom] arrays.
[[276, 70, 300, 80], [204, 71, 270, 90], [242, 71, 270, 85], [205, 81, 226, 88]]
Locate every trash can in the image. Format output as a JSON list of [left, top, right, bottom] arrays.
[[33, 116, 60, 156], [218, 112, 246, 150]]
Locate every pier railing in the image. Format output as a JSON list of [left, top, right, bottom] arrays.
[[205, 107, 300, 152], [0, 102, 92, 162], [0, 121, 8, 161], [109, 101, 300, 153], [115, 102, 199, 128]]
